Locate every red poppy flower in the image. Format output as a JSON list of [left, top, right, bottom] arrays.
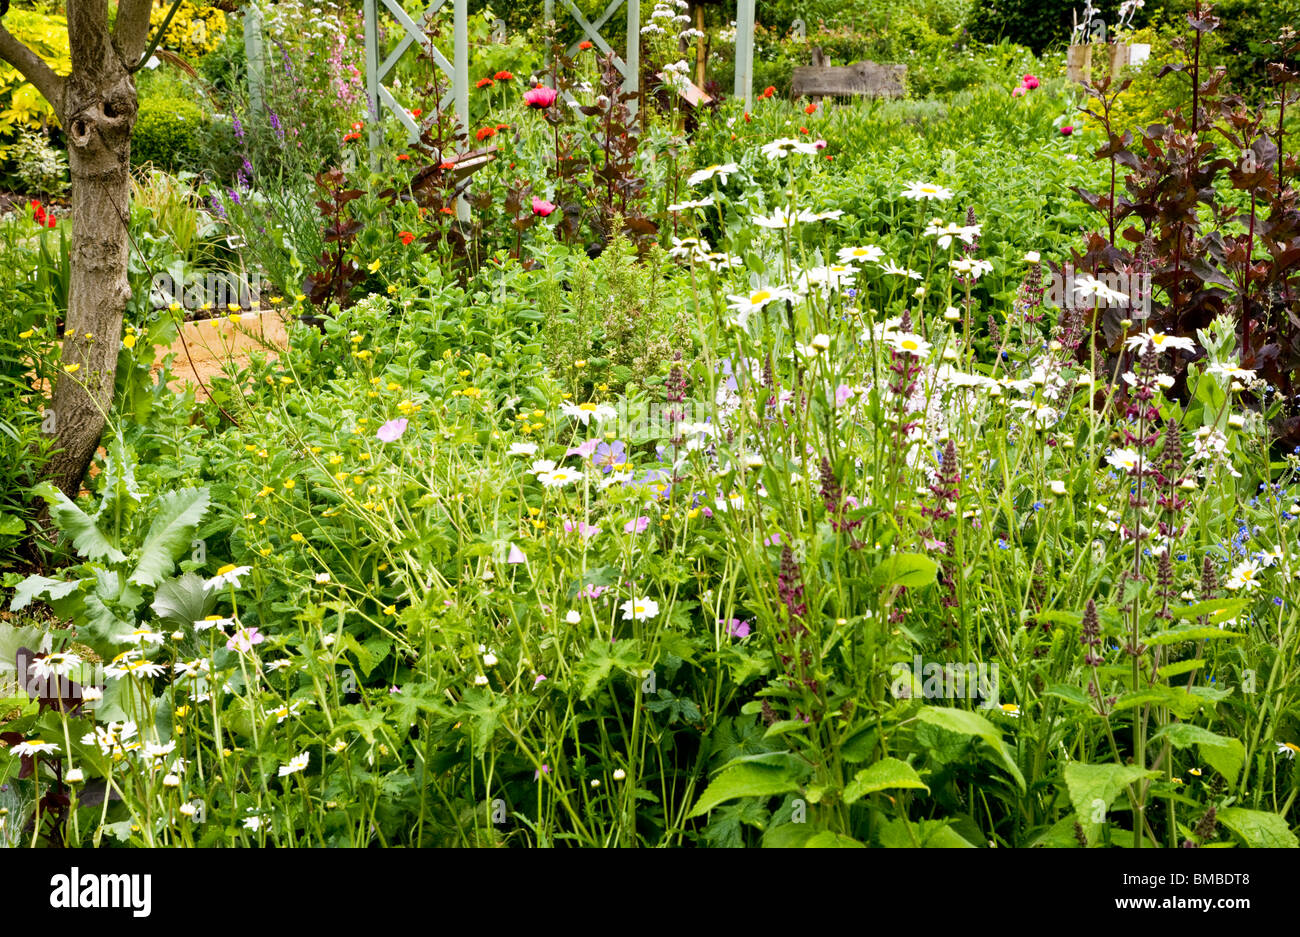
[[412, 108, 423, 117], [496, 122, 510, 131], [743, 111, 751, 123], [351, 122, 363, 131], [494, 71, 514, 81], [476, 77, 495, 89], [343, 132, 361, 142], [804, 103, 817, 114], [438, 160, 457, 170], [399, 231, 416, 245], [48, 215, 56, 227], [762, 86, 775, 99], [799, 127, 809, 134], [579, 41, 593, 51]]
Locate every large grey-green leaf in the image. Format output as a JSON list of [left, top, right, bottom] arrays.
[[129, 487, 211, 587], [9, 575, 83, 612], [152, 573, 216, 629], [39, 487, 126, 565]]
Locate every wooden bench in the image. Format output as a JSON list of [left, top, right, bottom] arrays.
[[792, 49, 906, 101]]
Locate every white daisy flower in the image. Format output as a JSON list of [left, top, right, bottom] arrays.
[[206, 564, 253, 590], [900, 180, 954, 201], [278, 752, 310, 777], [620, 596, 660, 620], [1125, 329, 1195, 354], [837, 245, 884, 264], [687, 162, 739, 186]]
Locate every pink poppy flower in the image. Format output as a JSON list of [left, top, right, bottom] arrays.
[[1011, 86, 1026, 98], [376, 418, 408, 442], [532, 196, 557, 216], [523, 86, 558, 109], [1021, 74, 1039, 90], [1060, 125, 1074, 136]]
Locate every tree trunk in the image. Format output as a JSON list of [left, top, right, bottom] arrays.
[[43, 8, 138, 499]]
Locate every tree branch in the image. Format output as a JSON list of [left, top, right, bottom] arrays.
[[0, 19, 66, 123], [112, 0, 155, 68]]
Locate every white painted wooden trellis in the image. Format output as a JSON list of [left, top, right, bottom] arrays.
[[353, 0, 759, 221], [363, 0, 471, 218]]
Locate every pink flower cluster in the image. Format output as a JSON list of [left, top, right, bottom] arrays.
[[1011, 73, 1040, 98]]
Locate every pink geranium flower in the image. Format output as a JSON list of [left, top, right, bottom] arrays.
[[523, 86, 558, 109], [623, 516, 650, 534], [721, 618, 751, 638], [377, 418, 408, 442], [532, 196, 557, 216], [227, 627, 264, 654]]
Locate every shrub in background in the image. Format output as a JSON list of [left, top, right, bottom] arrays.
[[132, 96, 207, 173]]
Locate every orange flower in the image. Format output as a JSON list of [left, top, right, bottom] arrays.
[[476, 126, 497, 141], [762, 86, 775, 98], [399, 231, 416, 245], [494, 70, 514, 80], [804, 103, 817, 114], [579, 40, 593, 50], [396, 153, 409, 161], [476, 77, 495, 89]]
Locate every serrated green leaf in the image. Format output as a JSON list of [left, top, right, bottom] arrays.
[[915, 706, 1025, 791], [842, 757, 929, 804], [130, 487, 211, 587], [1145, 626, 1244, 645], [1216, 807, 1299, 848], [9, 574, 82, 612], [804, 831, 866, 847], [872, 552, 939, 589], [687, 762, 804, 818], [45, 490, 125, 564], [1063, 762, 1157, 846]]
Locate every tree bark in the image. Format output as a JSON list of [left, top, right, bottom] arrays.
[[1, 1, 153, 500]]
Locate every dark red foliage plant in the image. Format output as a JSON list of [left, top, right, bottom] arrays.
[[1070, 4, 1300, 446]]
